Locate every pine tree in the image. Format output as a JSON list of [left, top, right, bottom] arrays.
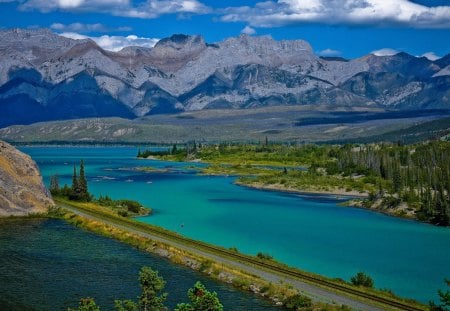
[[49, 175, 60, 195], [79, 159, 88, 200]]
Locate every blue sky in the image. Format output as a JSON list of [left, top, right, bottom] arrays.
[[0, 0, 449, 59]]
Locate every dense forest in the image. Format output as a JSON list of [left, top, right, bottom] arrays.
[[328, 141, 450, 226]]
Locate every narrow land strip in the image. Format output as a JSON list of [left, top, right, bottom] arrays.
[[57, 200, 425, 311]]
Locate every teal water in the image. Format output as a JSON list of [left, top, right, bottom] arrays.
[[0, 218, 278, 311], [21, 146, 450, 303]]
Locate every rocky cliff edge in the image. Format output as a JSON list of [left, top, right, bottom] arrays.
[[0, 140, 53, 216]]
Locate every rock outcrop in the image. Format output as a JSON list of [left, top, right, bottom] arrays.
[[0, 140, 53, 216]]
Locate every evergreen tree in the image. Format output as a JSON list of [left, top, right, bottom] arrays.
[[175, 281, 223, 311], [138, 267, 167, 311], [79, 159, 88, 200], [75, 298, 100, 311], [49, 175, 60, 195]]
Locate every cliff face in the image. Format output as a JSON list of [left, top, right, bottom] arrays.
[[0, 140, 53, 216]]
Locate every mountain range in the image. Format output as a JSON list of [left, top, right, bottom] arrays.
[[0, 28, 449, 128]]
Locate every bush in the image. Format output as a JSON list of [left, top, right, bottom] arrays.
[[117, 200, 142, 214], [256, 252, 273, 260], [350, 272, 374, 288], [118, 210, 129, 217], [284, 293, 312, 310]]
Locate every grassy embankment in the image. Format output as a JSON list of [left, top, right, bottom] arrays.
[[49, 197, 426, 311]]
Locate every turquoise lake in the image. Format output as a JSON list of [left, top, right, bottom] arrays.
[[20, 146, 450, 303], [0, 218, 278, 310]]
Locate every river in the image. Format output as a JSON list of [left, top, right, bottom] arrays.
[[20, 146, 450, 303]]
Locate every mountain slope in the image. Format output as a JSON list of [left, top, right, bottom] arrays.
[[0, 28, 448, 128]]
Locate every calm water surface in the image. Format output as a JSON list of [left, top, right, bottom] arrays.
[[20, 146, 450, 303], [0, 219, 278, 311]]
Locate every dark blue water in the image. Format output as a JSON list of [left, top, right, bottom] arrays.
[[20, 146, 450, 303], [0, 219, 278, 311]]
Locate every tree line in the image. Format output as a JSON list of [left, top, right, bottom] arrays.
[[326, 141, 450, 226]]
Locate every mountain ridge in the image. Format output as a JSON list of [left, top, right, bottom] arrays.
[[0, 28, 448, 128]]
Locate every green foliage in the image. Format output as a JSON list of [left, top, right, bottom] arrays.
[[66, 160, 91, 202], [138, 266, 168, 311], [256, 252, 273, 261], [350, 272, 374, 288], [114, 299, 138, 311], [74, 298, 100, 311], [429, 279, 450, 311], [96, 195, 149, 217], [175, 281, 223, 311], [284, 293, 312, 310], [137, 146, 186, 159], [78, 159, 88, 198], [71, 164, 79, 195]]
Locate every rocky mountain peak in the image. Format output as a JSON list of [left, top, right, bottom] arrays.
[[220, 34, 313, 54], [153, 34, 205, 53], [0, 28, 448, 127], [0, 28, 75, 50]]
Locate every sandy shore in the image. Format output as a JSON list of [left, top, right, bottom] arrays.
[[236, 181, 369, 198]]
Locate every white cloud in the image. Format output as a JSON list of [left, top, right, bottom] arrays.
[[317, 48, 341, 57], [371, 48, 400, 56], [421, 51, 440, 61], [57, 0, 85, 9], [50, 22, 132, 33], [59, 32, 160, 51], [20, 0, 210, 18], [221, 0, 450, 29], [241, 26, 256, 35], [20, 0, 128, 12], [51, 22, 107, 32]]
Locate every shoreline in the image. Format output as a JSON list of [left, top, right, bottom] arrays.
[[235, 181, 369, 199], [235, 181, 429, 224], [53, 201, 424, 311]]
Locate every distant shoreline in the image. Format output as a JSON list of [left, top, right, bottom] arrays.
[[235, 181, 368, 199]]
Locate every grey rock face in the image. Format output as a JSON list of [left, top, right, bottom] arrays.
[[0, 28, 448, 128], [0, 140, 54, 216]]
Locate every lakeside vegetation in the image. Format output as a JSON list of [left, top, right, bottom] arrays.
[[52, 199, 429, 311], [49, 160, 150, 217], [52, 202, 357, 311], [138, 140, 450, 226], [71, 266, 223, 311]]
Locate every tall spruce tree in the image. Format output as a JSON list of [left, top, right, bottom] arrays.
[[79, 159, 88, 200]]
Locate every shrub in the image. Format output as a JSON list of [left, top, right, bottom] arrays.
[[350, 272, 374, 288], [256, 252, 273, 260], [284, 293, 312, 310]]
